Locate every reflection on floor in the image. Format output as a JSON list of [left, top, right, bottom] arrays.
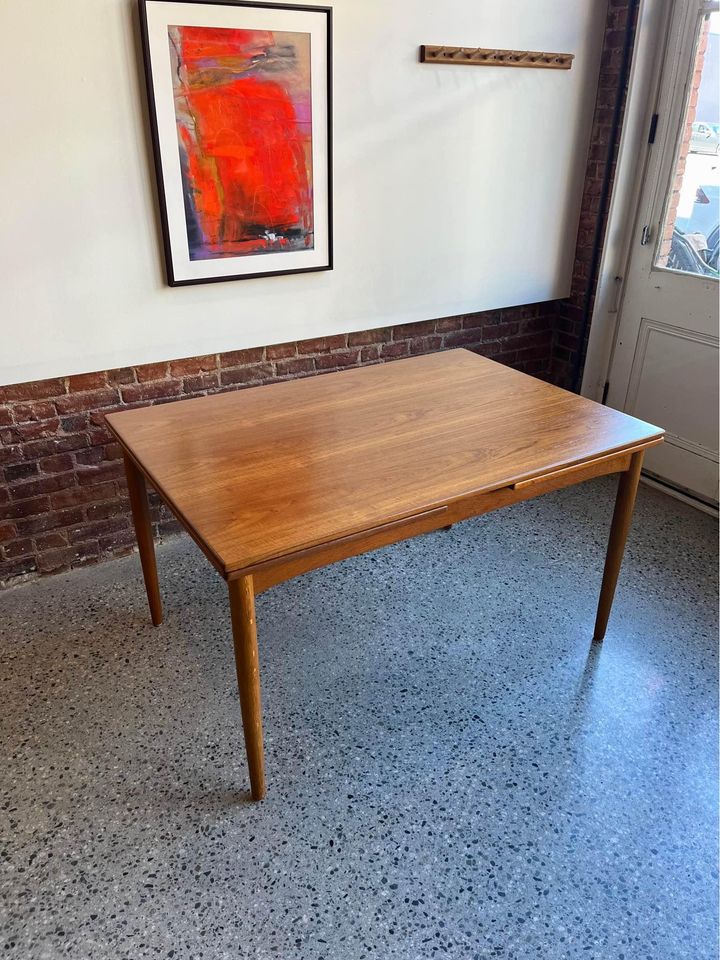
[[1, 478, 717, 959]]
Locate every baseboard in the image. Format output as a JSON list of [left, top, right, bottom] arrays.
[[640, 473, 719, 518]]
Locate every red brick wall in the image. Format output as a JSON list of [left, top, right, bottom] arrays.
[[550, 0, 639, 389], [0, 303, 554, 585]]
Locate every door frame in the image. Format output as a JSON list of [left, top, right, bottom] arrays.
[[581, 0, 716, 402], [581, 0, 719, 513]]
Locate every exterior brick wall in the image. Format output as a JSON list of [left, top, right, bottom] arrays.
[[549, 0, 640, 389], [0, 303, 555, 586]]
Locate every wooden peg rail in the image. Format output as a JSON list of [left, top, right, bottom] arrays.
[[420, 45, 575, 70]]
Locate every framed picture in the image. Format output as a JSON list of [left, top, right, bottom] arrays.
[[139, 0, 332, 285]]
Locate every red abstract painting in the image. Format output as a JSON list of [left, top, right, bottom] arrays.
[[169, 25, 314, 260]]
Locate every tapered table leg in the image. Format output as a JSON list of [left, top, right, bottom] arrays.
[[228, 575, 266, 801], [123, 453, 163, 627], [593, 450, 645, 642]]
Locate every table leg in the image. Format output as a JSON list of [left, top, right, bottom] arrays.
[[228, 575, 266, 801], [593, 450, 645, 642], [123, 453, 163, 627]]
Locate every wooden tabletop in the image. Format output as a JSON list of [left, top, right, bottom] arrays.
[[106, 349, 663, 576]]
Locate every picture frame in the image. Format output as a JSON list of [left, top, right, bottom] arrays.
[[138, 0, 333, 286]]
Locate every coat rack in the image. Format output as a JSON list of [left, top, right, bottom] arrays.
[[419, 45, 574, 70]]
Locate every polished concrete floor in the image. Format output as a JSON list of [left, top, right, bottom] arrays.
[[0, 478, 717, 960]]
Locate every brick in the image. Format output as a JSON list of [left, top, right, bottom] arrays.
[[120, 380, 182, 403], [275, 357, 315, 377], [103, 443, 123, 462], [76, 462, 124, 486], [266, 342, 296, 360], [360, 345, 380, 362], [17, 506, 84, 536], [518, 358, 548, 377], [99, 529, 136, 552], [219, 347, 265, 367], [0, 496, 51, 521], [169, 354, 217, 377], [12, 419, 61, 441], [380, 340, 410, 360], [60, 414, 89, 433], [35, 532, 68, 550], [39, 454, 74, 473], [50, 480, 117, 508], [86, 500, 127, 521], [461, 314, 485, 332], [5, 462, 39, 483], [435, 316, 463, 332], [488, 349, 518, 365], [442, 330, 484, 348], [219, 364, 273, 386], [0, 521, 17, 544], [74, 446, 105, 466], [68, 371, 108, 392], [88, 430, 115, 455], [315, 350, 359, 369], [68, 516, 127, 543], [11, 473, 75, 502], [87, 427, 113, 447], [380, 341, 410, 359], [3, 537, 33, 559], [107, 367, 135, 385], [0, 407, 12, 427], [392, 321, 434, 340], [297, 335, 346, 355], [86, 407, 114, 427], [409, 336, 442, 355], [183, 372, 219, 393], [0, 556, 37, 581], [55, 388, 119, 414], [85, 419, 117, 447], [37, 546, 76, 573], [11, 401, 57, 422], [557, 332, 580, 351], [474, 340, 503, 358], [511, 331, 552, 351], [0, 378, 66, 403], [348, 328, 392, 346], [136, 361, 169, 382], [520, 316, 551, 335], [516, 344, 550, 362], [482, 321, 519, 341], [75, 540, 101, 561]]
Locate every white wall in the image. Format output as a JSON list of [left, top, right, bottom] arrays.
[[0, 0, 607, 386]]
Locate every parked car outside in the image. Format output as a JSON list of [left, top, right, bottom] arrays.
[[690, 121, 720, 155]]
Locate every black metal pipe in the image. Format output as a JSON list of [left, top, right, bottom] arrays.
[[571, 0, 640, 393]]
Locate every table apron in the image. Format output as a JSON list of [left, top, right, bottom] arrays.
[[243, 445, 652, 593], [244, 506, 450, 592]]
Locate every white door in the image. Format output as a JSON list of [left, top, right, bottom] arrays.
[[607, 0, 719, 507]]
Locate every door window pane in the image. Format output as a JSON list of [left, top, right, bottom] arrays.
[[656, 11, 720, 277]]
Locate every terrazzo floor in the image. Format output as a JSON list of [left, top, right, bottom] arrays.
[[0, 478, 717, 960]]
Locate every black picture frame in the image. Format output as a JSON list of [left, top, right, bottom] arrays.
[[138, 0, 333, 286]]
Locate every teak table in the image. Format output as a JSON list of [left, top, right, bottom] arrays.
[[107, 350, 664, 800]]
